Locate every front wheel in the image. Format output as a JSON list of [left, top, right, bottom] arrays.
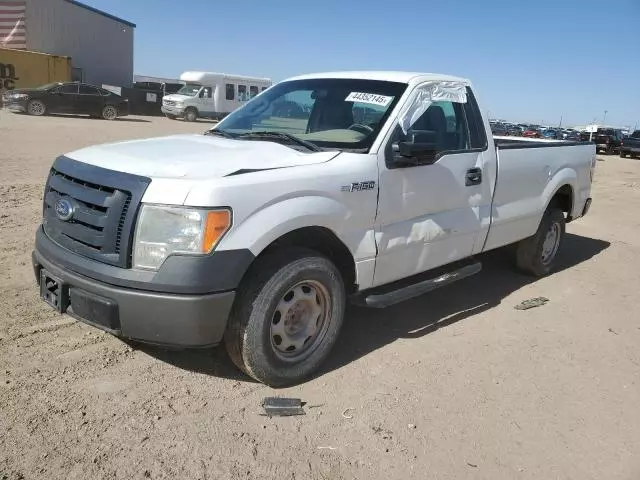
[[183, 108, 198, 122], [101, 105, 118, 120], [516, 207, 566, 277], [27, 99, 46, 116], [224, 248, 346, 387]]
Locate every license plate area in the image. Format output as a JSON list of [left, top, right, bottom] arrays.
[[40, 269, 69, 313]]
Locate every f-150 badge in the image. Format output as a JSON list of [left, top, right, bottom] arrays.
[[341, 181, 376, 192]]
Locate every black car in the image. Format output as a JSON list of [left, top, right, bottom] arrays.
[[2, 81, 129, 120]]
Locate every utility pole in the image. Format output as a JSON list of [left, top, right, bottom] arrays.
[[603, 110, 608, 125]]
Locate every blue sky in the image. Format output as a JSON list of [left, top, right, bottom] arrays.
[[85, 0, 639, 129]]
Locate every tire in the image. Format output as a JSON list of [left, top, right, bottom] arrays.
[[620, 151, 627, 158], [101, 105, 118, 120], [26, 99, 46, 116], [183, 108, 198, 122], [516, 207, 565, 277], [224, 248, 346, 387]]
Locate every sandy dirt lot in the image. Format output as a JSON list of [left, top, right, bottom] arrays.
[[1, 111, 639, 480]]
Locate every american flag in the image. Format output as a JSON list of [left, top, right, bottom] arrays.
[[0, 1, 26, 50]]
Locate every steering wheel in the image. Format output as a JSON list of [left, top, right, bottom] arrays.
[[348, 123, 374, 135]]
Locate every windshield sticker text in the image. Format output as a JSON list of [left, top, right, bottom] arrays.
[[345, 92, 392, 107]]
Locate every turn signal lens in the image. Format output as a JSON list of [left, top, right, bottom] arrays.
[[203, 210, 232, 253]]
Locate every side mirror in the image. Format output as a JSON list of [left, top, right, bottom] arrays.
[[392, 130, 438, 166]]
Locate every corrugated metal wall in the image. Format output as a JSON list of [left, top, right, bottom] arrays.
[[23, 0, 133, 87]]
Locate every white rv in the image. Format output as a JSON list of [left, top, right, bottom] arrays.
[[161, 71, 272, 122]]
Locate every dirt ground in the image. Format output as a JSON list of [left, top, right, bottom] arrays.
[[1, 111, 639, 480]]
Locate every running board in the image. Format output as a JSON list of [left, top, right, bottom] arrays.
[[357, 259, 482, 309]]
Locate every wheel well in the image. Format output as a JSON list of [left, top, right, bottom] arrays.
[[551, 184, 574, 220], [259, 227, 357, 293]]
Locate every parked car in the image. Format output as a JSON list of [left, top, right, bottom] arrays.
[[541, 129, 559, 140], [32, 71, 596, 386], [619, 130, 640, 158], [507, 125, 523, 136], [522, 127, 541, 138], [560, 129, 581, 141], [2, 81, 129, 120], [491, 122, 509, 136], [580, 128, 625, 154]]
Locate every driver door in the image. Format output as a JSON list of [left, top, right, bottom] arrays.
[[197, 86, 215, 117], [373, 94, 492, 287]]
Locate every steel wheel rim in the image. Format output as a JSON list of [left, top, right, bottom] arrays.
[[186, 110, 196, 121], [28, 101, 45, 115], [541, 222, 561, 264], [103, 106, 117, 120], [270, 280, 332, 362]]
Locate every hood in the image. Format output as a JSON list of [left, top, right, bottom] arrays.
[[163, 93, 191, 102], [3, 88, 37, 95], [64, 134, 341, 180]]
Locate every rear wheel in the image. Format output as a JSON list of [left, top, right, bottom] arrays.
[[101, 105, 118, 120], [516, 207, 565, 277], [27, 99, 46, 116], [184, 107, 198, 122], [224, 248, 346, 387]]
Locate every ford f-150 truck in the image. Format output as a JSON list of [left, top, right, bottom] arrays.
[[33, 71, 596, 386]]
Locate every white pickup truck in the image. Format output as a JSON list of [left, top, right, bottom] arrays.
[[33, 71, 596, 386]]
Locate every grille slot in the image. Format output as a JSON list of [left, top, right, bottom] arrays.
[[42, 158, 149, 268]]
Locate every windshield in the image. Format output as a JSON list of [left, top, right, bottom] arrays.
[[37, 82, 62, 90], [176, 83, 202, 96], [213, 78, 407, 150]]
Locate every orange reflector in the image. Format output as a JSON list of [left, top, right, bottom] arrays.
[[202, 210, 231, 253]]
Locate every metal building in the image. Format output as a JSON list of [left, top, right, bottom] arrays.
[[1, 0, 135, 87]]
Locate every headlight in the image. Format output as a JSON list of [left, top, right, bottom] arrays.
[[133, 204, 231, 271], [11, 93, 28, 100]]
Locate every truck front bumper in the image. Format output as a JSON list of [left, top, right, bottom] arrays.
[[32, 228, 254, 348], [161, 105, 185, 116]]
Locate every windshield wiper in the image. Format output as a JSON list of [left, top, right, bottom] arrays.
[[235, 131, 321, 152], [204, 128, 234, 139]]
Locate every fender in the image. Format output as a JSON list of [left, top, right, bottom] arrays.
[[217, 195, 375, 262], [541, 167, 577, 218]]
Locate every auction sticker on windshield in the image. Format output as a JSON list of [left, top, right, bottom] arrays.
[[345, 92, 393, 107]]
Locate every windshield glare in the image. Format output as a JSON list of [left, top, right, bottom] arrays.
[[213, 78, 407, 150], [176, 84, 202, 96], [38, 82, 62, 90]]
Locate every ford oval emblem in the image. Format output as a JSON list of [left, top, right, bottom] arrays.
[[54, 198, 74, 222]]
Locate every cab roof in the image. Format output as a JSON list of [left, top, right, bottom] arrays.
[[285, 71, 471, 86]]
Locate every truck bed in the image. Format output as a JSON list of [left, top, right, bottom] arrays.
[[482, 136, 596, 252]]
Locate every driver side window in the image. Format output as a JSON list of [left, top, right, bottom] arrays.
[[395, 100, 470, 154]]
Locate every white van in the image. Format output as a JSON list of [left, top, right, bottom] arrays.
[[161, 71, 272, 122]]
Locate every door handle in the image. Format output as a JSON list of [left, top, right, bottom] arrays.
[[465, 168, 482, 186]]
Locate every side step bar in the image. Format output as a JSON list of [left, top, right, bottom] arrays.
[[355, 259, 482, 309]]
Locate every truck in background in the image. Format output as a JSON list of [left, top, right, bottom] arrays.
[[161, 71, 272, 122], [619, 130, 640, 159], [1, 47, 71, 100]]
